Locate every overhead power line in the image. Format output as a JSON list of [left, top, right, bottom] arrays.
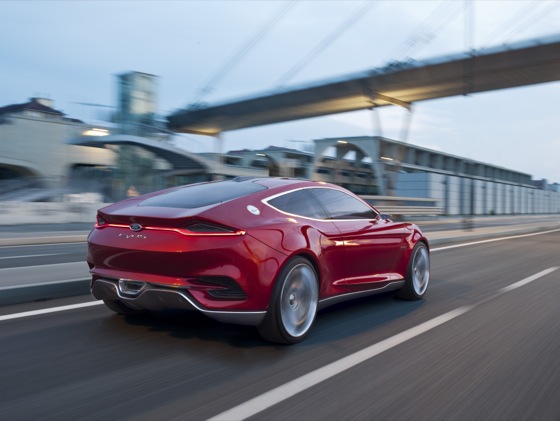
[[276, 0, 378, 88], [480, 1, 560, 48], [384, 0, 463, 64], [190, 1, 299, 106], [479, 2, 537, 47]]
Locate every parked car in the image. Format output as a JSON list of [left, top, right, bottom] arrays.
[[87, 177, 430, 343]]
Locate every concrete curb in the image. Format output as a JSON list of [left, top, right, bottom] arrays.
[[0, 278, 90, 307]]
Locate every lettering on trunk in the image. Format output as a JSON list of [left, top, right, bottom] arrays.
[[118, 233, 147, 239]]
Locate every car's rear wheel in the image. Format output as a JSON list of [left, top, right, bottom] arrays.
[[397, 242, 430, 300], [103, 299, 147, 316], [258, 257, 319, 344]]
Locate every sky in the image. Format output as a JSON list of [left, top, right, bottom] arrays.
[[1, 0, 559, 182]]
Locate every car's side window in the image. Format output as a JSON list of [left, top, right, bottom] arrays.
[[267, 189, 328, 219], [310, 188, 378, 220]]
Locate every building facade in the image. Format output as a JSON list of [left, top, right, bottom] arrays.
[[311, 136, 559, 215], [0, 98, 114, 198]]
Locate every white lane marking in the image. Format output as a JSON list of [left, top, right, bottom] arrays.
[[0, 241, 87, 249], [208, 267, 558, 421], [0, 301, 103, 322], [208, 307, 471, 421], [499, 267, 559, 293], [431, 228, 560, 252], [0, 253, 60, 260]]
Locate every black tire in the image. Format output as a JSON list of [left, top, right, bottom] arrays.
[[258, 257, 319, 344], [103, 299, 147, 316], [396, 242, 430, 301]]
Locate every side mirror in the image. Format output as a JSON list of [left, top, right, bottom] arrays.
[[379, 213, 393, 221]]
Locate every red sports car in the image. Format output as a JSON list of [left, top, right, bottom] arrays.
[[87, 177, 430, 343]]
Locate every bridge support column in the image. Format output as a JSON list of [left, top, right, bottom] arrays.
[[213, 133, 225, 180], [386, 105, 414, 196]]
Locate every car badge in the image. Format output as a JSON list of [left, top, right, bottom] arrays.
[[130, 223, 143, 232], [247, 205, 260, 215]]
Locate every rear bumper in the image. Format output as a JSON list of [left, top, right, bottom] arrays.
[[92, 279, 266, 326], [87, 228, 288, 311]]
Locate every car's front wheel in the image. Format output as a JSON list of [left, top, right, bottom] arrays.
[[258, 257, 319, 344], [397, 242, 430, 300]]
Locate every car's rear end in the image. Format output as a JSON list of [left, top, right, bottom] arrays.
[[87, 179, 289, 325]]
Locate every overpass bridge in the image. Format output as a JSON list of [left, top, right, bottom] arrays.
[[167, 34, 560, 135]]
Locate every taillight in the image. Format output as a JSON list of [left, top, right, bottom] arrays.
[[91, 218, 244, 236], [95, 215, 106, 228], [186, 222, 236, 233], [182, 221, 245, 236]]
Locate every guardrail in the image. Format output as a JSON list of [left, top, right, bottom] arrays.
[[360, 195, 444, 217], [375, 205, 445, 217]]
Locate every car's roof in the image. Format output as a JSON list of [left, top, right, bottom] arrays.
[[250, 177, 319, 188], [132, 177, 328, 210], [101, 177, 345, 217]]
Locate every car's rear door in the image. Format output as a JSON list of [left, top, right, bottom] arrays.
[[310, 188, 406, 287], [263, 188, 347, 290]]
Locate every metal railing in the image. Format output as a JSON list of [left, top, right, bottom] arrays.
[[361, 195, 444, 217]]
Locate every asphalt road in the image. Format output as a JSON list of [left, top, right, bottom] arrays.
[[1, 231, 559, 420]]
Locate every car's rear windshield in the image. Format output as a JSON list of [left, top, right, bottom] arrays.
[[139, 180, 267, 209]]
